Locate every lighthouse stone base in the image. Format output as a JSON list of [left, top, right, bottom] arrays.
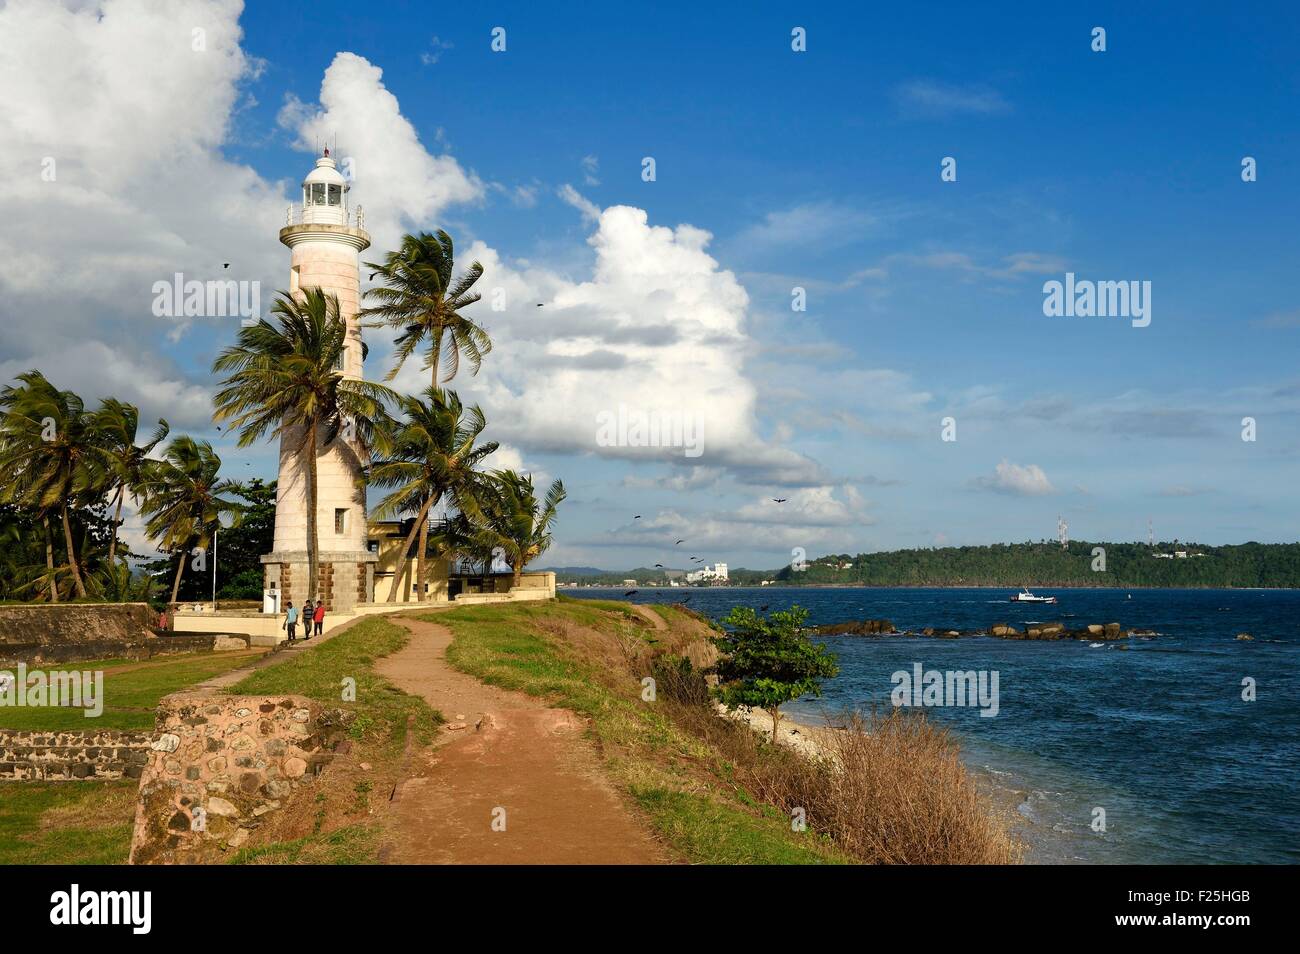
[[261, 551, 377, 614]]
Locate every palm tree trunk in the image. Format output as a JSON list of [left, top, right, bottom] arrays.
[[170, 549, 186, 604], [307, 421, 319, 604], [512, 563, 523, 591], [430, 334, 442, 389], [416, 516, 430, 600], [389, 495, 434, 602], [61, 503, 87, 598], [43, 514, 59, 603], [770, 706, 781, 744], [107, 484, 124, 566]]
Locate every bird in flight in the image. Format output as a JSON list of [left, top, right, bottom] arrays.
[[223, 263, 230, 269], [624, 589, 638, 597], [675, 539, 684, 545], [772, 498, 788, 503], [536, 303, 545, 307], [760, 604, 770, 612], [654, 563, 664, 568], [634, 515, 641, 519]]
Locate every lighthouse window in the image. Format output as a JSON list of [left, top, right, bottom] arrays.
[[310, 183, 326, 205], [328, 184, 341, 206]]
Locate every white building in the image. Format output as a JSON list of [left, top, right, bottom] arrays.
[[685, 562, 728, 584]]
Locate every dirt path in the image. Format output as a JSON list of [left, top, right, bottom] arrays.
[[631, 604, 667, 631], [374, 616, 668, 865]]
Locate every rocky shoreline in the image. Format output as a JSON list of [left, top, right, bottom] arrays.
[[816, 618, 1161, 643]]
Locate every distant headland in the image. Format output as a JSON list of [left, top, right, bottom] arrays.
[[548, 540, 1300, 589]]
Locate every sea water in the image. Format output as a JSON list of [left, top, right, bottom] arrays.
[[566, 585, 1299, 864]]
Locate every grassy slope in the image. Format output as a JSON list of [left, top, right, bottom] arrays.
[[430, 599, 849, 865], [0, 652, 259, 731]]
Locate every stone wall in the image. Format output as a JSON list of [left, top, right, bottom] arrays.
[[1, 629, 248, 668], [129, 692, 353, 864], [0, 728, 151, 781], [0, 603, 155, 662]]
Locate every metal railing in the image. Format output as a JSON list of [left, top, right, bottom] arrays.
[[284, 204, 365, 228]]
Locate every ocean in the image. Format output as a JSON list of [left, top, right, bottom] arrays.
[[565, 585, 1299, 864]]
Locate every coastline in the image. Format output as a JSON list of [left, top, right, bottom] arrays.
[[724, 703, 1060, 864]]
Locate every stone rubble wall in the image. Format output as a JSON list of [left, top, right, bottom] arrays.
[[0, 729, 151, 780], [129, 692, 353, 864]]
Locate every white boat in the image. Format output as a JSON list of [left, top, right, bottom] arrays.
[[1010, 588, 1057, 604]]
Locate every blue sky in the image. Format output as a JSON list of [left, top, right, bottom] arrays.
[[3, 1, 1297, 569]]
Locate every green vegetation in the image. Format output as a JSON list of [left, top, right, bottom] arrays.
[[228, 616, 442, 752], [0, 780, 137, 865], [0, 651, 259, 731], [229, 823, 377, 865], [712, 605, 839, 742], [553, 540, 1300, 589], [430, 601, 850, 865]]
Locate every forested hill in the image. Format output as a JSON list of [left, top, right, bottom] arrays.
[[765, 541, 1300, 588], [553, 542, 1300, 588]]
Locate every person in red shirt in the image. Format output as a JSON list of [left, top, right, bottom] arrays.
[[311, 601, 325, 639]]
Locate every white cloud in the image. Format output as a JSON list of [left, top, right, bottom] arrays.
[[279, 52, 483, 256], [895, 80, 1011, 117], [557, 184, 600, 223], [973, 459, 1055, 496]]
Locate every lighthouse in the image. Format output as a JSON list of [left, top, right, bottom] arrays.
[[260, 149, 376, 611]]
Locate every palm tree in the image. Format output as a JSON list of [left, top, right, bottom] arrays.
[[367, 387, 497, 601], [92, 398, 168, 568], [211, 288, 397, 602], [472, 470, 565, 591], [138, 436, 243, 604], [0, 371, 99, 598], [360, 230, 491, 387]]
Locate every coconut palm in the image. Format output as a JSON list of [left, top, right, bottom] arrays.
[[138, 436, 243, 604], [211, 287, 397, 602], [360, 230, 490, 387], [92, 398, 168, 568], [367, 387, 497, 601], [0, 370, 99, 598], [472, 470, 565, 591]]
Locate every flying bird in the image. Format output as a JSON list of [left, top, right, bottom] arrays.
[[634, 515, 641, 519], [760, 604, 770, 612], [772, 498, 787, 503], [222, 263, 230, 269], [675, 540, 684, 545], [536, 303, 545, 307], [654, 564, 664, 568], [624, 590, 638, 597]]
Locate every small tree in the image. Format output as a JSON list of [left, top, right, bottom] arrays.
[[711, 605, 839, 743]]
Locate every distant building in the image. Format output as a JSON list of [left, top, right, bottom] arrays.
[[622, 579, 637, 587], [685, 562, 728, 584]]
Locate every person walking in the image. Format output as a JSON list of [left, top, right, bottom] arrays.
[[302, 599, 314, 639], [311, 601, 325, 639], [284, 601, 299, 642]]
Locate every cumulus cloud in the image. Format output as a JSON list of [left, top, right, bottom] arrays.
[[279, 52, 483, 256], [972, 459, 1055, 496]]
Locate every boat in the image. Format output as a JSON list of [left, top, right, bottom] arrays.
[[1010, 587, 1057, 604]]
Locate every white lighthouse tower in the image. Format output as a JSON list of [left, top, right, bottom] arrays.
[[260, 148, 375, 611]]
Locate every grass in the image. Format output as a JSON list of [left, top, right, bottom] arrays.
[[229, 824, 378, 865], [430, 601, 850, 865], [0, 780, 137, 864], [0, 651, 262, 731], [227, 616, 442, 753]]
